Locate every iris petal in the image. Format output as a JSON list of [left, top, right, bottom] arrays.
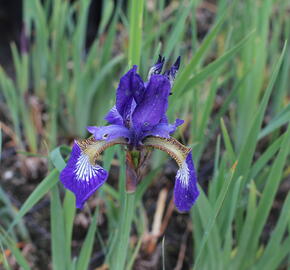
[[142, 136, 199, 211], [116, 66, 144, 123], [174, 152, 199, 212], [104, 105, 123, 125], [132, 75, 171, 132], [142, 119, 184, 138], [60, 142, 108, 209], [87, 125, 131, 142], [164, 56, 181, 85], [148, 55, 165, 79], [60, 137, 128, 208]]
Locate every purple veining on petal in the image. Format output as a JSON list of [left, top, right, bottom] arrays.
[[132, 75, 171, 133], [116, 66, 144, 125], [87, 125, 131, 142], [174, 152, 199, 212], [104, 105, 124, 125], [60, 143, 108, 208]]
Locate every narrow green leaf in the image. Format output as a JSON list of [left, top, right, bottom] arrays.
[[51, 185, 67, 270], [0, 239, 12, 270], [258, 104, 290, 139], [234, 41, 287, 181], [111, 193, 136, 270], [192, 173, 236, 270], [76, 207, 99, 270], [63, 190, 76, 266], [9, 170, 59, 231], [256, 193, 290, 269], [50, 146, 67, 172], [128, 0, 144, 67], [234, 123, 290, 268], [220, 118, 236, 162], [249, 135, 283, 179], [172, 11, 226, 94], [163, 0, 195, 58], [175, 31, 254, 97], [0, 227, 31, 270]]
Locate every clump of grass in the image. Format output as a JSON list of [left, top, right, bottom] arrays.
[[0, 0, 124, 152]]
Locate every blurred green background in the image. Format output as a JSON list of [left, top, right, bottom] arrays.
[[0, 0, 290, 269]]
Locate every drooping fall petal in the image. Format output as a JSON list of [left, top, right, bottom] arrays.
[[60, 137, 128, 208], [60, 141, 108, 208], [142, 136, 199, 211], [174, 152, 199, 211]]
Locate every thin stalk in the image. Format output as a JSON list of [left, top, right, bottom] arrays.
[[111, 192, 136, 270], [128, 0, 144, 68], [111, 0, 144, 266]]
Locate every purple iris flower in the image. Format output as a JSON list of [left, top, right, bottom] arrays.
[[60, 56, 199, 212]]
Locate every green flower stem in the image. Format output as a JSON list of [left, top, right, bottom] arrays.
[[128, 0, 144, 68], [111, 192, 136, 270], [111, 0, 141, 268]]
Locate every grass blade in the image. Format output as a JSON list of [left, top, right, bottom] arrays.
[[76, 207, 99, 270], [51, 185, 67, 270], [9, 170, 59, 231]]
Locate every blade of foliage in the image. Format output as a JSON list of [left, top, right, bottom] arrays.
[[128, 0, 144, 67], [9, 170, 59, 231], [0, 227, 31, 270], [233, 123, 290, 268], [76, 207, 99, 270], [172, 11, 226, 94], [177, 31, 254, 98], [50, 185, 67, 270]]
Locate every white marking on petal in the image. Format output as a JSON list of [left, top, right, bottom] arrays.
[[111, 106, 118, 114], [176, 161, 189, 188], [73, 137, 128, 182], [74, 152, 102, 182], [148, 66, 157, 80]]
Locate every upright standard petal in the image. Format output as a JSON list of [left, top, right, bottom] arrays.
[[87, 125, 131, 142], [132, 75, 171, 132], [60, 137, 128, 208], [116, 66, 144, 124], [142, 136, 199, 211]]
